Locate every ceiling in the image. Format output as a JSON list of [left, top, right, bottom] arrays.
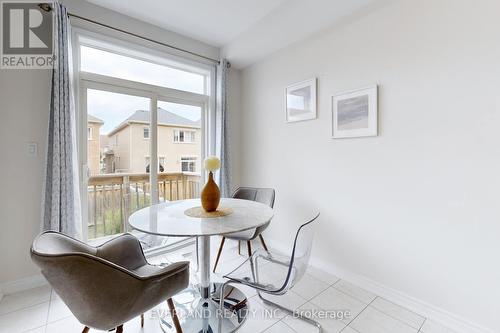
[[85, 0, 382, 68], [85, 0, 288, 47]]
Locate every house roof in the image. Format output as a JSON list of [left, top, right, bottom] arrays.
[[88, 114, 104, 124], [107, 108, 200, 136]]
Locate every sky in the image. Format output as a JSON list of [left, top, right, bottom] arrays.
[[82, 46, 203, 135]]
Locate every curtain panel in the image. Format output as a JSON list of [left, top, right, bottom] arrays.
[[216, 59, 231, 197], [42, 2, 82, 237]]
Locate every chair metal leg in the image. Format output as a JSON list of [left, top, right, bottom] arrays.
[[247, 241, 252, 257], [238, 241, 241, 255], [82, 327, 89, 333], [116, 324, 124, 333], [257, 291, 322, 332], [167, 297, 183, 333], [213, 237, 226, 273], [258, 234, 269, 252], [140, 313, 144, 327]]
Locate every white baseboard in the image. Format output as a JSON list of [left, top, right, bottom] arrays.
[[0, 274, 48, 296], [266, 238, 494, 333]]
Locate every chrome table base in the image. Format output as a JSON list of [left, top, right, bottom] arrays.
[[159, 282, 249, 333], [160, 236, 248, 333]]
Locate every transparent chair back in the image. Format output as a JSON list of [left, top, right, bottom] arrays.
[[282, 212, 320, 290], [221, 212, 321, 332], [224, 211, 319, 294]]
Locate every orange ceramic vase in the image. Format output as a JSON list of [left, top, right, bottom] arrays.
[[201, 171, 220, 212]]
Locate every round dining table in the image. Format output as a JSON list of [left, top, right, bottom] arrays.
[[129, 198, 274, 333]]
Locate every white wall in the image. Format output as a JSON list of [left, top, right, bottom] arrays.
[[0, 70, 51, 285], [237, 0, 500, 331], [0, 1, 219, 290]]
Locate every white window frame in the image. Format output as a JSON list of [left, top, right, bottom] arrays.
[[143, 127, 150, 139], [72, 27, 216, 243]]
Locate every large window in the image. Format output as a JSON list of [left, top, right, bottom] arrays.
[[76, 31, 212, 243]]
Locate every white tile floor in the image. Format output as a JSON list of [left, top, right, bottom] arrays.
[[0, 238, 457, 333]]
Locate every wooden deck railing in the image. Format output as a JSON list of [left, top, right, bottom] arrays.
[[87, 172, 201, 239]]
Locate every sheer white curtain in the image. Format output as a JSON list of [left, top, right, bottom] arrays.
[[42, 2, 82, 237]]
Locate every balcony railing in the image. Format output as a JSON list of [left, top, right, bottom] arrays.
[[87, 172, 201, 239]]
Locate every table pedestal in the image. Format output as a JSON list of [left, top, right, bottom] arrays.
[[160, 236, 249, 333]]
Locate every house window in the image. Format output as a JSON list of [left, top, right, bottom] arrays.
[[87, 127, 93, 140], [181, 156, 197, 172], [143, 127, 150, 139], [174, 130, 195, 143]]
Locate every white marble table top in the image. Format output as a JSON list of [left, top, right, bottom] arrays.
[[128, 198, 274, 237]]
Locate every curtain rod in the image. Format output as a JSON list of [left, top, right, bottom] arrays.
[[38, 3, 225, 66]]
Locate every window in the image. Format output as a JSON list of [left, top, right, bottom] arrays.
[[174, 130, 196, 143], [145, 156, 166, 172], [78, 33, 210, 242], [181, 156, 197, 172], [80, 45, 205, 94]]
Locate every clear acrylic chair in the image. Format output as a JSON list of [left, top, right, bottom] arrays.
[[218, 211, 321, 332]]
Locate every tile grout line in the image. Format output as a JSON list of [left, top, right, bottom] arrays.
[[326, 284, 376, 306], [0, 299, 51, 318], [264, 318, 296, 333], [375, 296, 426, 322], [343, 295, 378, 330], [43, 288, 54, 333], [280, 318, 300, 333], [368, 304, 423, 331]]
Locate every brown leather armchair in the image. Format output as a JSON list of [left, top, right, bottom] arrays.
[[31, 231, 188, 333]]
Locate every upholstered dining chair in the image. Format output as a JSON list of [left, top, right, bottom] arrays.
[[218, 212, 321, 332], [212, 187, 275, 273], [31, 231, 189, 333]]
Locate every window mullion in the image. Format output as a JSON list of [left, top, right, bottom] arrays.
[[150, 95, 159, 205]]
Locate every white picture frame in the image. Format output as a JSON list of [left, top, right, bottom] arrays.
[[332, 85, 378, 138], [285, 78, 317, 122]]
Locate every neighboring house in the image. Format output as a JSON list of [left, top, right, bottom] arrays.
[[106, 108, 201, 173], [87, 115, 103, 175], [99, 134, 114, 174]]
